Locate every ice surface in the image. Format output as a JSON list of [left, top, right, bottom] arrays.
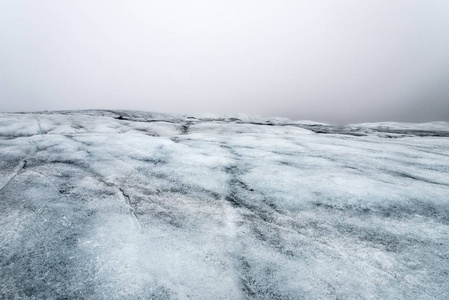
[[1, 110, 448, 299]]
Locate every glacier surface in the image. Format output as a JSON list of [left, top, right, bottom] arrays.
[[0, 110, 448, 299]]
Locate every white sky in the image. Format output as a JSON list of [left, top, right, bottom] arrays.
[[1, 0, 449, 123]]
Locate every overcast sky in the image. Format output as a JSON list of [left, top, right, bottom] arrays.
[[1, 1, 449, 124]]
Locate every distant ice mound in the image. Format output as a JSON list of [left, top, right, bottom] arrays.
[[1, 110, 448, 299]]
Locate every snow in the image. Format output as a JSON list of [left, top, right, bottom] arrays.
[[1, 110, 449, 299]]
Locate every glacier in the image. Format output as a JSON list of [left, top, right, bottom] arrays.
[[0, 110, 448, 299]]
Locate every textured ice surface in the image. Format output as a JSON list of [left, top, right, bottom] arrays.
[[1, 110, 448, 299]]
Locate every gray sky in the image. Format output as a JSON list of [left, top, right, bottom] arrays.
[[1, 0, 449, 124]]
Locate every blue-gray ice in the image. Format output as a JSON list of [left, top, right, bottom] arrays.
[[1, 110, 448, 299]]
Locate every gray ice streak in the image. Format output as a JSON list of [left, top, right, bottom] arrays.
[[1, 0, 449, 123]]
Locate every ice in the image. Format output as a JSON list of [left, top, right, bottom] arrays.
[[1, 110, 449, 299]]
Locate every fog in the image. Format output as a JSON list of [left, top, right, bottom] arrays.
[[1, 0, 449, 124]]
